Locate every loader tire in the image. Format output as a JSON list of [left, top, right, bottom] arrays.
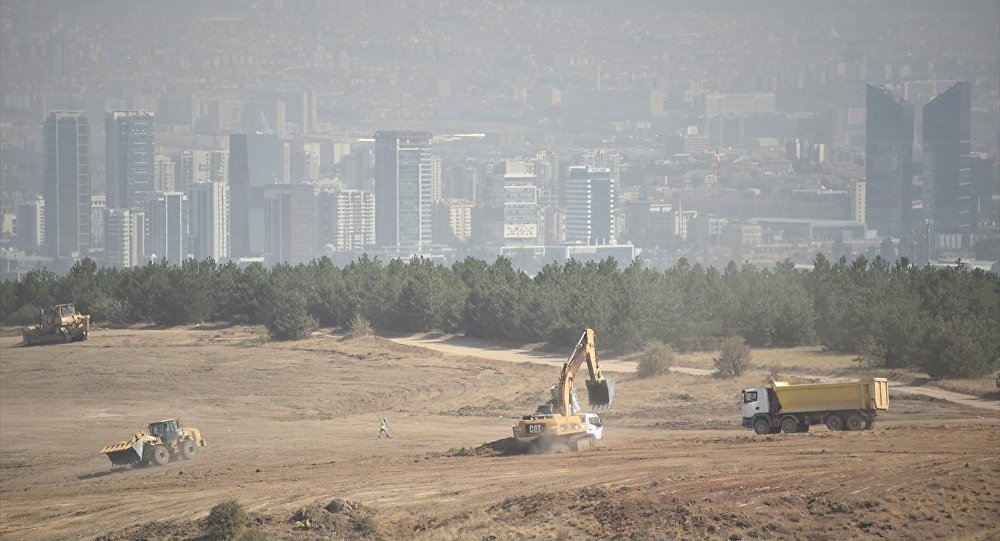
[[780, 416, 799, 434], [180, 439, 198, 460], [846, 414, 865, 431], [149, 445, 170, 466], [825, 414, 844, 432]]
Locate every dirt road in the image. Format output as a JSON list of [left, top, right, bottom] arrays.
[[1, 327, 997, 540], [389, 333, 1000, 411]]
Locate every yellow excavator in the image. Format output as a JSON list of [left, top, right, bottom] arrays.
[[512, 328, 614, 451]]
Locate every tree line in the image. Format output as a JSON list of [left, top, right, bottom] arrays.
[[1, 253, 997, 379]]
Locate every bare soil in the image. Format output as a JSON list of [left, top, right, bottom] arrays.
[[1, 327, 997, 540]]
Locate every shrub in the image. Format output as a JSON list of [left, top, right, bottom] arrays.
[[713, 336, 752, 378], [260, 287, 316, 341], [206, 499, 247, 541], [635, 340, 675, 379], [346, 314, 374, 338], [853, 335, 886, 369], [352, 514, 378, 536]]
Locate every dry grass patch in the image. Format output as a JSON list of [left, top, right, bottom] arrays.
[[929, 376, 1000, 399]]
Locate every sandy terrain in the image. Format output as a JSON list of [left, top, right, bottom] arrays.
[[0, 326, 997, 540]]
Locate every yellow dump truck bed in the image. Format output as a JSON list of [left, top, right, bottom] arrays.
[[772, 378, 888, 413]]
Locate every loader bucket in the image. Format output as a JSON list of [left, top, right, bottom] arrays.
[[586, 379, 615, 407], [101, 441, 145, 466]]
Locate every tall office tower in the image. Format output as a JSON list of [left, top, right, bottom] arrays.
[[502, 160, 540, 243], [105, 208, 135, 267], [148, 192, 188, 264], [342, 146, 374, 190], [154, 154, 176, 192], [131, 211, 147, 264], [43, 111, 91, 260], [228, 130, 286, 258], [106, 111, 155, 209], [565, 166, 615, 244], [263, 184, 315, 265], [90, 195, 106, 248], [316, 189, 375, 251], [433, 199, 473, 244], [865, 84, 914, 235], [188, 181, 230, 261], [923, 81, 972, 233], [374, 131, 432, 248], [208, 150, 229, 184], [581, 149, 622, 183], [15, 197, 45, 252], [849, 180, 867, 223], [430, 154, 443, 202]]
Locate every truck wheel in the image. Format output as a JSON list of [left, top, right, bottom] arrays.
[[753, 418, 771, 435], [180, 439, 198, 460], [797, 423, 810, 433], [780, 416, 799, 434], [825, 415, 844, 431], [845, 414, 865, 431], [149, 445, 170, 466]]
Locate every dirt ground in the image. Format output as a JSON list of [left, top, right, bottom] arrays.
[[0, 326, 997, 541]]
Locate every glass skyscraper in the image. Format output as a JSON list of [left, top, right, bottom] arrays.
[[865, 84, 914, 236], [374, 131, 432, 248], [923, 81, 972, 233], [43, 111, 91, 260]]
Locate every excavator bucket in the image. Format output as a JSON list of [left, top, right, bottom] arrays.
[[101, 440, 145, 466], [586, 379, 615, 407]]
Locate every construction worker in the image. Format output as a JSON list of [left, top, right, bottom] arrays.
[[378, 417, 391, 439]]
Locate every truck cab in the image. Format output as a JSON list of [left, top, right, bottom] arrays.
[[741, 388, 773, 428]]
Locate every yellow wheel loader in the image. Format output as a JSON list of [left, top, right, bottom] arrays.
[[100, 419, 206, 468], [513, 328, 614, 451], [21, 303, 90, 346]]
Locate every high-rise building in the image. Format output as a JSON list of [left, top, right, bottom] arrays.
[[374, 131, 432, 248], [316, 189, 375, 251], [430, 154, 443, 202], [565, 166, 615, 244], [90, 195, 106, 248], [502, 160, 539, 243], [43, 111, 91, 260], [229, 130, 286, 258], [106, 111, 155, 209], [188, 181, 230, 261], [923, 81, 972, 233], [581, 150, 622, 183], [433, 199, 473, 244], [154, 154, 176, 192], [15, 197, 45, 252], [105, 209, 135, 267], [148, 192, 188, 264], [865, 83, 914, 235], [208, 150, 229, 184], [263, 184, 315, 265]]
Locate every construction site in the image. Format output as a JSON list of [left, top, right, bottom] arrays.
[[0, 325, 998, 540]]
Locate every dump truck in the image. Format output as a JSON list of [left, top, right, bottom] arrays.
[[22, 303, 90, 346], [741, 378, 889, 434], [512, 328, 614, 451], [100, 419, 206, 467]]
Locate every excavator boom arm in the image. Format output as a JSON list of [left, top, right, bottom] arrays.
[[555, 329, 614, 415]]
